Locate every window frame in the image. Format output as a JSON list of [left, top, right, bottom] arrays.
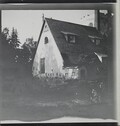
[[40, 58, 45, 74], [68, 34, 76, 43]]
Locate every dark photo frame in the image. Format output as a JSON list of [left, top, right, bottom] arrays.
[[0, 1, 119, 126]]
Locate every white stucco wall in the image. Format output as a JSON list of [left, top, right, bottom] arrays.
[[32, 21, 64, 77], [32, 21, 88, 80]]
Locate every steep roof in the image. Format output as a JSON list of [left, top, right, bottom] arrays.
[[45, 18, 102, 53], [44, 18, 103, 67]]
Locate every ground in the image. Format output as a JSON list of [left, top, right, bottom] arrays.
[[0, 63, 116, 122]]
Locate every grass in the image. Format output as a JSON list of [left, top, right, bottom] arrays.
[[0, 63, 116, 121]]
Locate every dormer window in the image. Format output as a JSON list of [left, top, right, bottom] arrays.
[[61, 31, 76, 44], [68, 35, 76, 43], [89, 35, 101, 45]]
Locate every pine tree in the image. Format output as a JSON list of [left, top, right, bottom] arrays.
[[10, 27, 20, 48]]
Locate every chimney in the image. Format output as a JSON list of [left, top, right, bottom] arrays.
[[94, 10, 100, 30]]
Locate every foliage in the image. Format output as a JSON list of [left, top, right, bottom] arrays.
[[21, 37, 37, 63], [9, 28, 21, 48], [1, 28, 15, 64], [99, 10, 114, 54], [1, 28, 37, 71]]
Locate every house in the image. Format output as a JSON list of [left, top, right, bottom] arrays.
[[32, 18, 107, 81]]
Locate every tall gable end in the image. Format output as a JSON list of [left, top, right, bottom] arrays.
[[32, 18, 64, 76]]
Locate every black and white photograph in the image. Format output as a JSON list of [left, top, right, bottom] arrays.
[[0, 2, 119, 125]]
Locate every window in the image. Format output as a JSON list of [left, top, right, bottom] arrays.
[[61, 31, 76, 43], [44, 25, 48, 32], [72, 69, 76, 76], [89, 36, 101, 45], [68, 35, 76, 43], [44, 37, 48, 44], [40, 58, 45, 73]]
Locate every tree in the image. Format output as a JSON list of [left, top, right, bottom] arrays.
[[99, 10, 114, 53], [9, 27, 20, 48], [1, 27, 10, 45], [2, 27, 9, 38], [21, 37, 37, 63], [1, 27, 15, 64]]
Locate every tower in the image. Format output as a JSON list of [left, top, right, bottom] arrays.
[[94, 10, 100, 30]]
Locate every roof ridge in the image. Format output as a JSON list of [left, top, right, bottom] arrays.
[[45, 17, 97, 29]]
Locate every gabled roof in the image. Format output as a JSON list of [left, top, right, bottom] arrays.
[[38, 18, 104, 67], [45, 18, 102, 54]]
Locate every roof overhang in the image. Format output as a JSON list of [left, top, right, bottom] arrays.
[[94, 52, 108, 62], [61, 31, 78, 36], [88, 35, 102, 39]]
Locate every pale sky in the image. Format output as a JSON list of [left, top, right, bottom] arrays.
[[2, 10, 95, 44]]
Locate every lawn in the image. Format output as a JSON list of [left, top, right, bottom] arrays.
[[0, 63, 116, 122]]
